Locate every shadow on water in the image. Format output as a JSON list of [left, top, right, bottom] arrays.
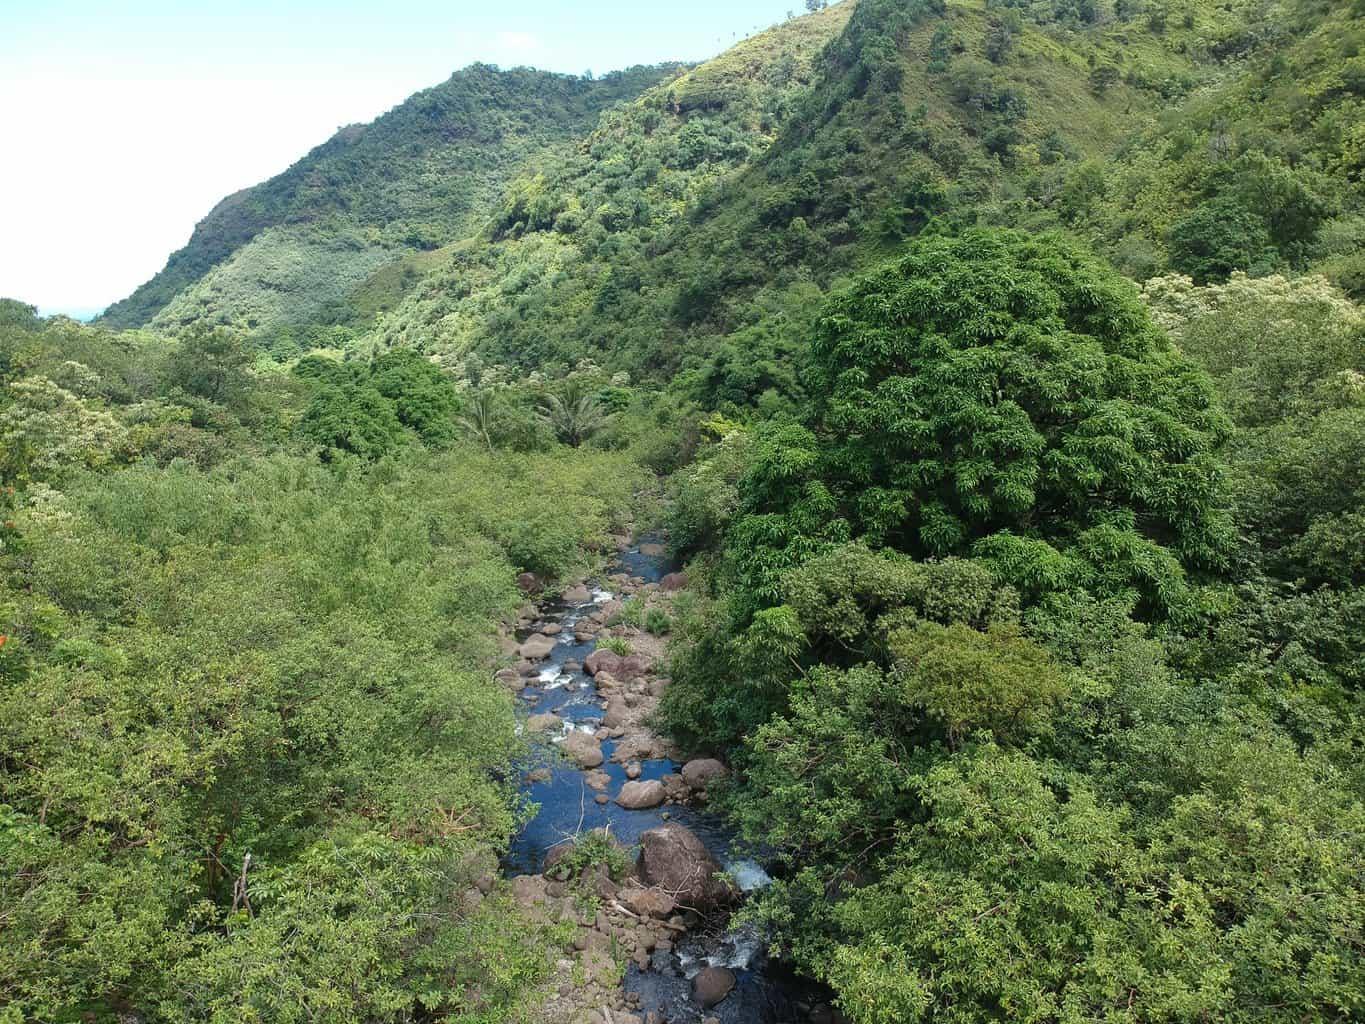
[[501, 539, 831, 1023]]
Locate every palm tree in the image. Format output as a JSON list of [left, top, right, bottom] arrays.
[[536, 383, 613, 447], [456, 388, 501, 451]]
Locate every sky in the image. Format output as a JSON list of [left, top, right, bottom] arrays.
[[0, 0, 802, 318]]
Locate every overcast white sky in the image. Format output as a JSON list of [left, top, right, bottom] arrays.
[[0, 0, 803, 317]]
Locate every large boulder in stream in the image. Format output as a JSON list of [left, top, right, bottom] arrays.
[[615, 780, 666, 809], [612, 732, 674, 763], [692, 966, 736, 1008], [519, 633, 557, 660], [561, 731, 604, 769], [563, 583, 592, 605], [636, 824, 734, 912], [587, 648, 653, 680], [525, 713, 561, 733], [619, 884, 676, 919]]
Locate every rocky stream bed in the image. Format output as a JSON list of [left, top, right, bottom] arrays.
[[497, 536, 840, 1024]]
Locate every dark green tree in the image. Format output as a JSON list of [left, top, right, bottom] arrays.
[[164, 326, 253, 408], [369, 349, 462, 446], [1168, 195, 1276, 283], [0, 298, 40, 328], [295, 383, 407, 460], [809, 229, 1233, 612]]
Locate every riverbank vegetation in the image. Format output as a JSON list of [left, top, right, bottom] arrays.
[[0, 303, 645, 1022], [661, 231, 1365, 1023]]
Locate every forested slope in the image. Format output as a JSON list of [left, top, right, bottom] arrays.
[[363, 0, 1364, 393], [99, 63, 678, 333]]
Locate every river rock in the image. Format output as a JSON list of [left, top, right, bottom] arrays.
[[614, 731, 676, 763], [660, 773, 690, 802], [526, 713, 561, 733], [582, 949, 617, 988], [625, 761, 642, 780], [617, 654, 652, 679], [562, 732, 604, 769], [619, 885, 676, 919], [585, 770, 611, 791], [636, 824, 734, 912], [563, 584, 592, 605], [585, 649, 622, 676], [543, 843, 576, 876], [603, 697, 630, 729], [615, 780, 666, 809], [516, 572, 541, 593], [692, 966, 736, 1008], [519, 633, 557, 660], [585, 862, 620, 900], [660, 572, 688, 591], [541, 622, 563, 636], [495, 668, 525, 691], [682, 758, 728, 792], [510, 874, 547, 907]]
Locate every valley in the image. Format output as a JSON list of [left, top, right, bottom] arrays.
[[2, 1, 1363, 1022]]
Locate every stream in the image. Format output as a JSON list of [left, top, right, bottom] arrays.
[[502, 538, 832, 1024]]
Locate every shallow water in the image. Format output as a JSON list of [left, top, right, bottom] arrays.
[[502, 539, 828, 1023]]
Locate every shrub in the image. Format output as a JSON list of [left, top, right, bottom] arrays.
[[598, 636, 632, 656]]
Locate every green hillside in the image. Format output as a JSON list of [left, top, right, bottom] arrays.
[[358, 0, 1362, 397], [107, 0, 1364, 379], [362, 2, 856, 370], [99, 63, 679, 332]]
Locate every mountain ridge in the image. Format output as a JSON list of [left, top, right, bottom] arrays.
[[99, 0, 1365, 361], [99, 62, 684, 331]]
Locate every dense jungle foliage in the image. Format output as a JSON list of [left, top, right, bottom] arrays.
[[5, 0, 1365, 1020], [0, 300, 653, 1022], [662, 231, 1365, 1023]]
